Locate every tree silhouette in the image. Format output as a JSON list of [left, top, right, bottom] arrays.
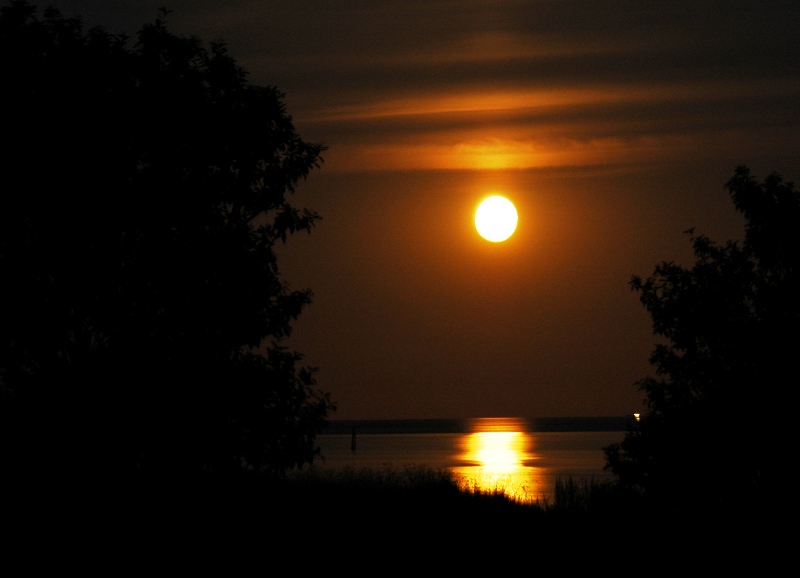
[[0, 0, 335, 496], [605, 166, 798, 519]]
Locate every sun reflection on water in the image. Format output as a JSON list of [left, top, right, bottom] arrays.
[[451, 417, 543, 503]]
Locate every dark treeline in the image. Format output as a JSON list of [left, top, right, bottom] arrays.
[[322, 415, 635, 435]]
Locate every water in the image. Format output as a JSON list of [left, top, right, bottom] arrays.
[[313, 417, 633, 504]]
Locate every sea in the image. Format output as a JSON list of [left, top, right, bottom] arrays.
[[313, 416, 636, 504]]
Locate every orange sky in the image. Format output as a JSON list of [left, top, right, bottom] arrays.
[[49, 0, 800, 419]]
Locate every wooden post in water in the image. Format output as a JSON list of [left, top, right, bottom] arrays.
[[351, 424, 357, 452]]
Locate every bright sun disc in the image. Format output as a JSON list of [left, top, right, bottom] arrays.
[[475, 195, 518, 242]]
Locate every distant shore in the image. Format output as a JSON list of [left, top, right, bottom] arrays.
[[321, 415, 635, 435]]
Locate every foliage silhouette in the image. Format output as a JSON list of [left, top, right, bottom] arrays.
[[0, 0, 335, 497], [604, 165, 798, 519]]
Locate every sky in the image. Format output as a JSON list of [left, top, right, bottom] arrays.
[[39, 1, 800, 420]]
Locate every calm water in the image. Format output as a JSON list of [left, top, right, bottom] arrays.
[[313, 417, 632, 504]]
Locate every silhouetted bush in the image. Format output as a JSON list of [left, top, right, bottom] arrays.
[[605, 166, 798, 522]]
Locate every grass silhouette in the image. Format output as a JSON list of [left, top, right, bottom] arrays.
[[4, 463, 785, 572]]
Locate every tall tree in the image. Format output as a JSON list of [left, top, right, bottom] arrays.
[[605, 165, 798, 518], [0, 1, 335, 492]]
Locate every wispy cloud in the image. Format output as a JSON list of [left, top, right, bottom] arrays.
[[47, 1, 800, 173]]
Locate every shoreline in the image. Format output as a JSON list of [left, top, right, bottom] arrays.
[[321, 415, 635, 435]]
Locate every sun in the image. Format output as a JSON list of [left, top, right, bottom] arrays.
[[475, 195, 518, 242]]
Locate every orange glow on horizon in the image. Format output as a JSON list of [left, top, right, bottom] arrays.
[[454, 140, 543, 170], [321, 133, 704, 172]]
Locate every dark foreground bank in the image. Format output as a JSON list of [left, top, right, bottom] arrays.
[[4, 465, 788, 573]]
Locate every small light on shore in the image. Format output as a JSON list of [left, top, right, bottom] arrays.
[[634, 413, 640, 422]]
